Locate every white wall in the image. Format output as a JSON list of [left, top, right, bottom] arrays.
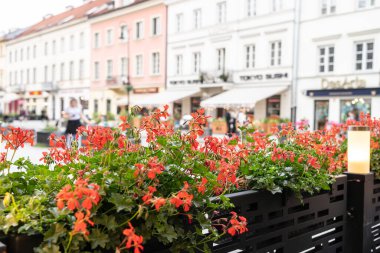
[[297, 0, 380, 127]]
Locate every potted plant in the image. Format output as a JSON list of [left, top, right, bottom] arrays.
[[36, 124, 58, 146], [211, 118, 227, 134], [0, 108, 248, 253]]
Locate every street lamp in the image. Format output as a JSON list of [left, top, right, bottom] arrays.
[[120, 25, 132, 112], [347, 126, 371, 174]]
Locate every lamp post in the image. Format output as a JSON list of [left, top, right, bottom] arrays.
[[120, 25, 132, 112], [347, 126, 371, 174]]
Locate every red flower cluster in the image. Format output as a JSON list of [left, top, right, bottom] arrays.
[[56, 179, 101, 236], [0, 127, 34, 150], [120, 222, 144, 253], [227, 212, 248, 236], [170, 182, 194, 212], [78, 126, 114, 151], [140, 105, 173, 143]]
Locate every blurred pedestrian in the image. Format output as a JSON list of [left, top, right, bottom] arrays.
[[63, 98, 89, 147]]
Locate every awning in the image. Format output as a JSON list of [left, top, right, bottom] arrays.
[[201, 86, 288, 108], [3, 93, 20, 103], [123, 88, 200, 107]]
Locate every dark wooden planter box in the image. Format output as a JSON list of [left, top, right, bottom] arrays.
[[214, 175, 347, 253], [0, 234, 43, 253], [36, 131, 54, 146], [0, 176, 349, 253]]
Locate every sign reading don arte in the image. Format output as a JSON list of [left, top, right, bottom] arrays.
[[321, 77, 366, 90]]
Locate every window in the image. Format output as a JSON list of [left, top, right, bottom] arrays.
[[245, 44, 255, 69], [15, 50, 17, 62], [217, 2, 227, 23], [152, 17, 161, 35], [106, 99, 111, 113], [247, 0, 256, 16], [136, 21, 143, 39], [33, 68, 37, 83], [121, 57, 128, 77], [33, 45, 37, 58], [107, 29, 113, 45], [340, 98, 371, 122], [20, 70, 24, 84], [217, 48, 226, 71], [315, 100, 329, 130], [79, 59, 84, 80], [152, 52, 160, 74], [15, 71, 18, 84], [52, 40, 56, 54], [44, 42, 48, 56], [355, 41, 374, 70], [20, 49, 23, 61], [79, 32, 84, 49], [60, 63, 65, 81], [94, 33, 100, 48], [270, 41, 282, 66], [175, 55, 183, 75], [176, 13, 183, 32], [135, 55, 143, 76], [358, 0, 375, 8], [70, 35, 74, 51], [193, 52, 201, 73], [266, 95, 281, 117], [107, 60, 113, 79], [52, 64, 56, 82], [319, 46, 334, 73], [9, 52, 12, 63], [26, 69, 30, 84], [94, 61, 100, 80], [94, 99, 99, 113], [9, 72, 12, 85], [193, 9, 202, 29], [120, 25, 128, 41], [69, 61, 74, 80], [26, 47, 30, 60], [44, 66, 48, 82], [272, 0, 283, 12], [321, 0, 336, 14], [60, 37, 65, 53]]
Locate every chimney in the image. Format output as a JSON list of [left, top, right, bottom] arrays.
[[66, 5, 74, 10]]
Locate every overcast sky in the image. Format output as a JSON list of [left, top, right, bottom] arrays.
[[0, 0, 85, 34]]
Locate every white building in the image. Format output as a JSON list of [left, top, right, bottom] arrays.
[[164, 0, 296, 122], [4, 0, 112, 120], [297, 0, 380, 129]]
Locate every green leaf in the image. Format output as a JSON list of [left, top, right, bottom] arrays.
[[109, 193, 134, 212], [35, 243, 61, 253], [228, 139, 238, 145], [44, 223, 67, 243], [93, 214, 118, 231], [89, 228, 109, 249]]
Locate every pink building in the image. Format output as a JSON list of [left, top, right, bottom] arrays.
[[89, 0, 166, 117]]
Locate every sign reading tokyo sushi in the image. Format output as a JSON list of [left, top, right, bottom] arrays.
[[321, 77, 366, 90], [240, 72, 288, 81]]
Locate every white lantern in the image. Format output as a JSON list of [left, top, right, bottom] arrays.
[[347, 126, 371, 174]]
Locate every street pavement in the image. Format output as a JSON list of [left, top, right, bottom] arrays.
[[1, 143, 48, 165]]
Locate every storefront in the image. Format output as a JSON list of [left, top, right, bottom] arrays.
[[301, 74, 380, 130]]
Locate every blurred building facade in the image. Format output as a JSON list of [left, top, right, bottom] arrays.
[[89, 0, 167, 117], [3, 0, 112, 120], [164, 0, 295, 121], [297, 0, 380, 129]]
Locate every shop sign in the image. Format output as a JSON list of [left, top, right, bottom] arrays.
[[240, 73, 288, 82], [170, 80, 201, 85], [133, 87, 159, 94], [321, 77, 366, 90], [29, 91, 42, 96]]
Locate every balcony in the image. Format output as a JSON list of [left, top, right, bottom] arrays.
[[6, 84, 25, 94], [106, 75, 129, 93], [25, 82, 56, 92]]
